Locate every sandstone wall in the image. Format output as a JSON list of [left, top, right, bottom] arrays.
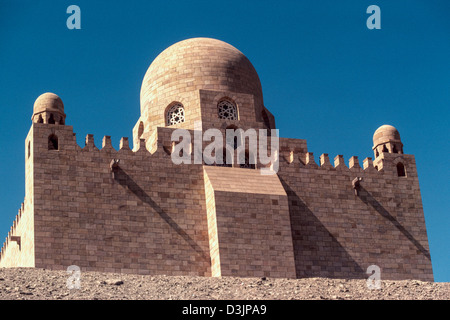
[[30, 123, 211, 276], [278, 151, 433, 281]]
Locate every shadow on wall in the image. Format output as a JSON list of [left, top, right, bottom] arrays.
[[358, 186, 431, 261], [113, 167, 209, 262], [279, 176, 366, 279]]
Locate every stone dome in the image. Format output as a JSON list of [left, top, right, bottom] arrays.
[[33, 92, 64, 114], [373, 124, 401, 147], [140, 38, 263, 117]]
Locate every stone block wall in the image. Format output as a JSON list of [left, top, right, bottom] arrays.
[[278, 149, 433, 281], [204, 166, 296, 278], [29, 123, 212, 276]]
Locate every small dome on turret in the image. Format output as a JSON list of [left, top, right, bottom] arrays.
[[32, 92, 66, 125], [34, 93, 64, 114], [372, 124, 403, 157], [373, 125, 401, 147]]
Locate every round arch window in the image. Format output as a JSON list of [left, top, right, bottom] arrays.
[[167, 103, 185, 126], [218, 100, 237, 120]]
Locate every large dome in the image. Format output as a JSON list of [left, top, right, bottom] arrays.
[[140, 38, 263, 117]]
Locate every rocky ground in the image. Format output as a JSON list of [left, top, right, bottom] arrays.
[[0, 268, 448, 300]]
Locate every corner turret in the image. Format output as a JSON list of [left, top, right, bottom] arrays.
[[372, 124, 403, 159], [32, 92, 66, 125]]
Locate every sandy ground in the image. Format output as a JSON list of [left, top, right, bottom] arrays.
[[0, 268, 448, 300]]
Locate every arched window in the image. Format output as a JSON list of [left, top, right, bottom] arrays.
[[382, 145, 388, 153], [397, 162, 406, 177], [48, 114, 55, 124], [167, 103, 185, 125], [393, 145, 398, 153], [37, 115, 43, 123], [138, 121, 144, 138], [218, 99, 237, 120], [48, 134, 58, 150]]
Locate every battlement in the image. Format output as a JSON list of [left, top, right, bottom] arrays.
[[280, 151, 404, 174], [0, 202, 24, 261], [28, 123, 415, 182], [0, 199, 34, 268]]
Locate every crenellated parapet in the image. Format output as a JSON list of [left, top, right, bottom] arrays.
[[28, 116, 417, 184], [0, 201, 29, 266], [277, 124, 414, 179]]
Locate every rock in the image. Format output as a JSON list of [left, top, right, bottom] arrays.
[[106, 279, 124, 286]]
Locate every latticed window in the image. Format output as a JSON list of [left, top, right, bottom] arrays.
[[167, 104, 185, 125], [218, 100, 237, 120]]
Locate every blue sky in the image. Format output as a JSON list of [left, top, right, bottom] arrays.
[[0, 0, 449, 281]]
